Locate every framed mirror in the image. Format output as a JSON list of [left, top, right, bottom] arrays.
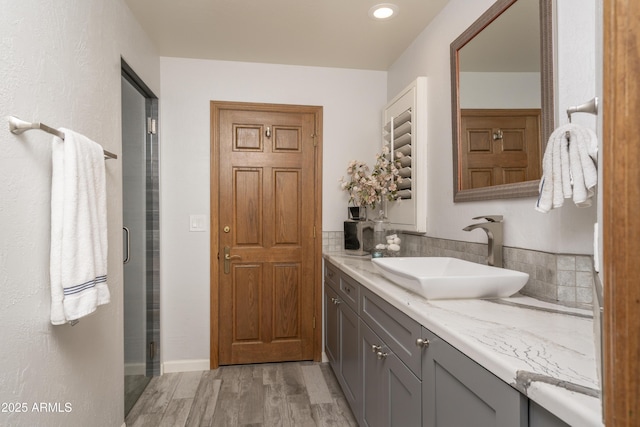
[[451, 0, 554, 202]]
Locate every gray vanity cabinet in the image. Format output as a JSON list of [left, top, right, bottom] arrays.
[[360, 286, 423, 426], [421, 327, 527, 427], [360, 287, 423, 376], [528, 402, 570, 427], [324, 259, 569, 427], [323, 262, 362, 419], [361, 321, 422, 427], [324, 284, 340, 365]]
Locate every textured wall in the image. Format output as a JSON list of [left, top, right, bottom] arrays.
[[0, 1, 159, 426]]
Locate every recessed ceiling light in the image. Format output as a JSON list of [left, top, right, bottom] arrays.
[[369, 3, 398, 20]]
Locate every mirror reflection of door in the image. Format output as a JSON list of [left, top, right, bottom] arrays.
[[452, 0, 552, 200], [458, 0, 541, 188], [460, 109, 541, 189]]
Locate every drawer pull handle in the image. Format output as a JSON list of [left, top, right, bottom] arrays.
[[416, 338, 430, 349], [376, 351, 388, 360], [331, 297, 342, 305], [371, 344, 382, 353]]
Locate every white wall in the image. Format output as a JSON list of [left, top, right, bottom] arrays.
[[460, 72, 541, 108], [387, 0, 597, 254], [0, 1, 159, 426], [159, 58, 386, 366]]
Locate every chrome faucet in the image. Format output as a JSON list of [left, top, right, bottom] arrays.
[[463, 215, 503, 267]]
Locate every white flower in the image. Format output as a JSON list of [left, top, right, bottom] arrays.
[[338, 143, 401, 208]]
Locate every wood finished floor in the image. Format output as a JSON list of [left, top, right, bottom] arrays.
[[125, 361, 358, 427]]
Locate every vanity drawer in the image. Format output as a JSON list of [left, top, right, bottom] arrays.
[[360, 286, 423, 377], [324, 259, 340, 288], [338, 273, 360, 313]]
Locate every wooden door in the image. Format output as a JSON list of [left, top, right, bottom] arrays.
[[603, 0, 640, 423], [211, 102, 322, 366], [460, 109, 541, 189]]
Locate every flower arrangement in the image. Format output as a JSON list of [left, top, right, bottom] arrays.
[[339, 144, 402, 210]]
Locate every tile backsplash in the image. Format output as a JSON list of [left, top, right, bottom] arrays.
[[322, 231, 595, 309]]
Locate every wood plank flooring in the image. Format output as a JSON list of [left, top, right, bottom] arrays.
[[125, 362, 358, 427]]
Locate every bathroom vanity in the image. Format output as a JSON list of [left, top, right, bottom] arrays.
[[323, 253, 602, 427]]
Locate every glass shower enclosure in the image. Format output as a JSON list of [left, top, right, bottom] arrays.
[[121, 63, 160, 417]]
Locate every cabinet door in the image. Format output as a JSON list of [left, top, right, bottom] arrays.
[[361, 286, 423, 377], [422, 328, 527, 427], [362, 322, 422, 427], [362, 322, 386, 427], [324, 283, 339, 366], [339, 301, 361, 412], [529, 401, 569, 427]]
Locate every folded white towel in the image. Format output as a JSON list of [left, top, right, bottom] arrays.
[[536, 123, 598, 213], [50, 128, 110, 325]]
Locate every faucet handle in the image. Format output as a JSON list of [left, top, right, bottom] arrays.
[[471, 215, 503, 222]]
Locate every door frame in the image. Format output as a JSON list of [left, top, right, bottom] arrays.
[[209, 101, 323, 369], [603, 0, 640, 423]]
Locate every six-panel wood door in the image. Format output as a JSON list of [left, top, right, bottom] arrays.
[[215, 103, 318, 365], [460, 109, 541, 190]]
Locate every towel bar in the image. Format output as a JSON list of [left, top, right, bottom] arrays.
[[567, 97, 598, 123], [7, 116, 118, 160]]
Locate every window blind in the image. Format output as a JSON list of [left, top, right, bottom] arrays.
[[383, 108, 413, 199]]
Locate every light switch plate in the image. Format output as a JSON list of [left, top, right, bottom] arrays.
[[189, 214, 207, 232]]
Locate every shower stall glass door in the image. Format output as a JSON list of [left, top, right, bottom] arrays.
[[121, 65, 160, 417]]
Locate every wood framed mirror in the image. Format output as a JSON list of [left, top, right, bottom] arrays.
[[451, 0, 554, 202]]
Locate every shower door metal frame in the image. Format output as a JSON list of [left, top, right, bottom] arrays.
[[121, 59, 160, 377]]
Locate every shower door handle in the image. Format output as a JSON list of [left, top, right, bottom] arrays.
[[123, 226, 130, 264]]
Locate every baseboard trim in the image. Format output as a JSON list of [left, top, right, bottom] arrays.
[[124, 362, 146, 376], [162, 359, 210, 373]]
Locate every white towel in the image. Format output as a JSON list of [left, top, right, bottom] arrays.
[[50, 128, 110, 325], [536, 123, 598, 213]]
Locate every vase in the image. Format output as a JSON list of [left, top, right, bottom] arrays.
[[348, 206, 367, 221], [370, 218, 388, 258]]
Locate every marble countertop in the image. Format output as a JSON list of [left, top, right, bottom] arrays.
[[324, 252, 603, 427]]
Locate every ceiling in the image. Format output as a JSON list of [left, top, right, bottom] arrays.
[[124, 0, 451, 71]]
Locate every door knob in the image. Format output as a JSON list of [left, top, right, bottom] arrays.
[[376, 351, 388, 360], [223, 246, 241, 274], [416, 338, 430, 348]]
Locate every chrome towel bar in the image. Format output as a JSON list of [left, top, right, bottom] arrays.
[[7, 116, 117, 160], [567, 97, 598, 123]]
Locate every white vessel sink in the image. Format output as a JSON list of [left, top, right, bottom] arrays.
[[371, 257, 528, 300]]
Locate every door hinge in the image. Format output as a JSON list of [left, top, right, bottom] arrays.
[[149, 341, 156, 360], [313, 316, 316, 329], [313, 226, 316, 239], [147, 117, 157, 135]]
